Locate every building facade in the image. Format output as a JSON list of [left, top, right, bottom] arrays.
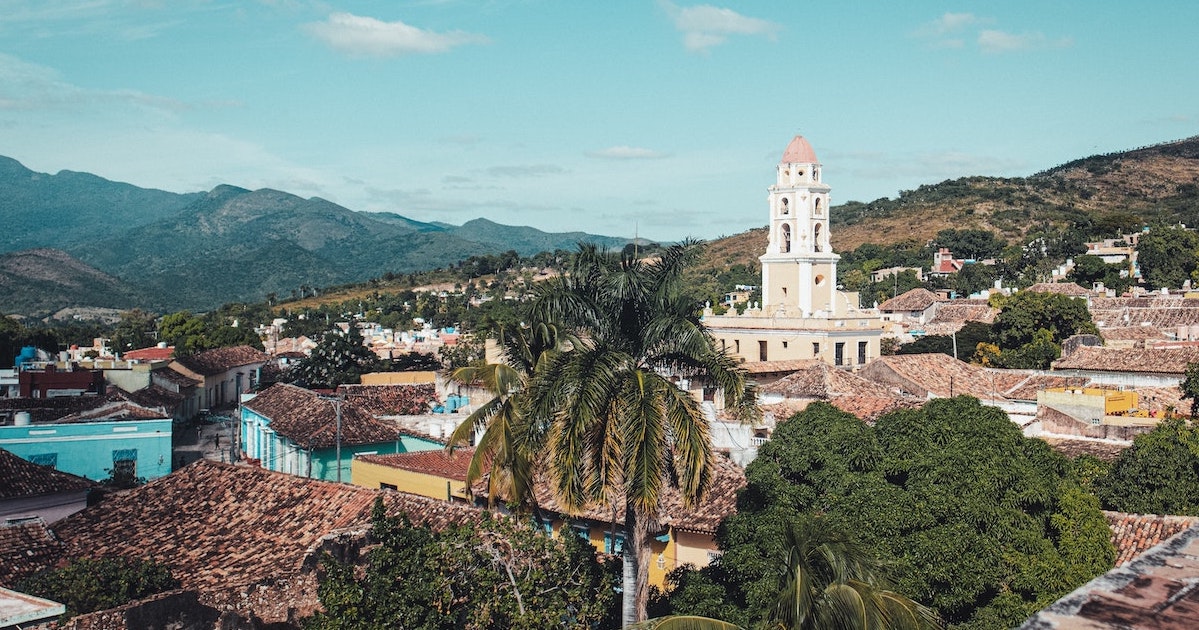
[[705, 136, 883, 367]]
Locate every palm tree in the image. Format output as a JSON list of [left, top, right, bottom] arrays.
[[633, 516, 940, 630], [524, 242, 757, 626], [446, 322, 564, 508]]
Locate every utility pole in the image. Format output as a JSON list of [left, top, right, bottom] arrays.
[[319, 394, 344, 483]]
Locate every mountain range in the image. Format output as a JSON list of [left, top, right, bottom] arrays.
[[4, 135, 1198, 319], [0, 158, 634, 317]]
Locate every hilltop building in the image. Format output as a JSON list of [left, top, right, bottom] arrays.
[[704, 136, 883, 367]]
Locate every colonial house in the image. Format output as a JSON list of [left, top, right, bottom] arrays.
[[240, 383, 442, 482], [0, 395, 173, 482], [758, 360, 921, 425], [1051, 345, 1199, 388], [878, 288, 942, 325], [170, 345, 269, 412], [352, 448, 475, 502], [704, 136, 883, 368], [0, 448, 94, 524]]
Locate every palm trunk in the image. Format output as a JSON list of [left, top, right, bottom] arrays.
[[621, 503, 652, 627]]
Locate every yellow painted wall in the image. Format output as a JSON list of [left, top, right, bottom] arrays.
[[543, 518, 717, 589], [360, 371, 437, 384], [674, 530, 719, 569], [350, 458, 469, 501]]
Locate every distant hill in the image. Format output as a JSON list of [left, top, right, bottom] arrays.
[[827, 135, 1199, 250], [0, 248, 147, 318], [0, 158, 639, 315]]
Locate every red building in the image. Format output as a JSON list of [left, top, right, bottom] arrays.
[[18, 365, 106, 398]]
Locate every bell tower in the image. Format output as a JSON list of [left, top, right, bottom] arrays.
[[760, 135, 838, 317]]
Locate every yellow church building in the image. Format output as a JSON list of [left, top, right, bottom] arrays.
[[704, 135, 883, 368]]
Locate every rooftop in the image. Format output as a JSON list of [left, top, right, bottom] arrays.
[[859, 353, 1010, 401], [878, 288, 941, 312], [243, 383, 401, 449], [50, 460, 484, 592], [780, 135, 818, 164], [1025, 282, 1092, 296], [1052, 346, 1199, 375], [0, 518, 63, 587], [358, 448, 477, 482], [121, 345, 174, 361], [761, 360, 904, 400], [1105, 511, 1198, 567], [0, 448, 94, 501], [172, 345, 269, 377]]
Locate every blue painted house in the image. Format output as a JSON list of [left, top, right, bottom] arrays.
[[240, 383, 442, 483], [0, 400, 172, 482]]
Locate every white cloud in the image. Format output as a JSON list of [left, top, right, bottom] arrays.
[[978, 29, 1072, 53], [660, 1, 780, 52], [585, 146, 671, 160], [916, 12, 984, 37], [0, 53, 186, 112], [304, 12, 489, 57]]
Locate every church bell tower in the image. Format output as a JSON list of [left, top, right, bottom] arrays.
[[760, 135, 839, 317]]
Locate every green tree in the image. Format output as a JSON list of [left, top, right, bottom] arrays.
[[662, 400, 1114, 629], [17, 557, 179, 620], [933, 229, 1005, 260], [1182, 362, 1199, 417], [1136, 226, 1199, 290], [287, 326, 382, 388], [1068, 255, 1132, 295], [306, 499, 618, 630], [990, 291, 1098, 369], [525, 242, 757, 625], [1095, 417, 1199, 515], [110, 309, 158, 353], [641, 516, 939, 630], [447, 323, 566, 508]]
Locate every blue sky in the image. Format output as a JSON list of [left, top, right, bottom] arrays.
[[0, 1, 1195, 243]]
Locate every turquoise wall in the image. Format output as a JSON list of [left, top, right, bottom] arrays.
[[0, 419, 173, 481]]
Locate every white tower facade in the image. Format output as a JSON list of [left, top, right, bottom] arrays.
[[760, 136, 838, 317], [703, 135, 883, 368]]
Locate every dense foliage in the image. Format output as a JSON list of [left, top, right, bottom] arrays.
[[157, 309, 264, 355], [306, 501, 619, 630], [17, 556, 179, 619], [286, 326, 383, 388], [657, 400, 1114, 630], [985, 291, 1098, 369], [1136, 226, 1199, 290], [1095, 417, 1199, 515]]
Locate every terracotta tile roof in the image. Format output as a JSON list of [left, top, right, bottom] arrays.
[[859, 354, 1009, 401], [122, 346, 174, 361], [1053, 346, 1199, 375], [173, 345, 269, 376], [828, 395, 923, 424], [741, 360, 816, 375], [358, 448, 477, 482], [1098, 326, 1170, 342], [0, 448, 94, 501], [760, 361, 898, 399], [0, 518, 63, 587], [1001, 374, 1091, 401], [1040, 437, 1129, 462], [1022, 523, 1199, 629], [122, 384, 185, 411], [1134, 386, 1186, 412], [878, 288, 941, 312], [927, 302, 997, 324], [1026, 282, 1092, 296], [1104, 511, 1198, 567], [50, 460, 485, 592], [243, 383, 400, 449], [338, 383, 440, 416], [54, 398, 168, 423], [514, 456, 745, 536], [155, 367, 200, 387]]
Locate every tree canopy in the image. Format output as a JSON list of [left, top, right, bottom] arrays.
[[657, 399, 1114, 630], [1094, 417, 1199, 515], [988, 291, 1098, 368], [18, 557, 179, 620], [1136, 226, 1199, 290], [305, 501, 618, 630], [287, 326, 382, 388]]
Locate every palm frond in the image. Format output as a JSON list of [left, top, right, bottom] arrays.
[[627, 615, 742, 630]]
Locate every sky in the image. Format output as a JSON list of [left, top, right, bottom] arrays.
[[0, 1, 1196, 243]]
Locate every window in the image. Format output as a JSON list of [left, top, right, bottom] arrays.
[[858, 341, 868, 365], [812, 342, 820, 356], [380, 482, 397, 491], [112, 448, 137, 478], [835, 343, 845, 366], [570, 523, 590, 540], [759, 340, 768, 362], [29, 453, 58, 468], [781, 224, 792, 253], [781, 197, 790, 215], [782, 341, 788, 349], [814, 198, 822, 216], [734, 340, 740, 354], [604, 532, 626, 554], [813, 224, 823, 252]]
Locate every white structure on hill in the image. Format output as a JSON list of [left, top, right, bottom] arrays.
[[704, 136, 883, 367]]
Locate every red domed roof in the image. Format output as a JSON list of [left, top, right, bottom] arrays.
[[781, 135, 818, 163]]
